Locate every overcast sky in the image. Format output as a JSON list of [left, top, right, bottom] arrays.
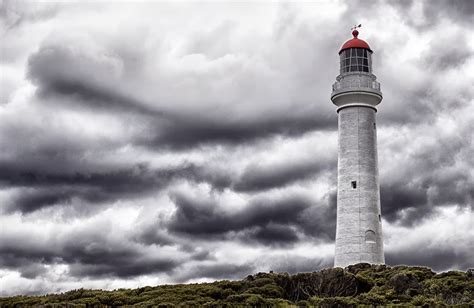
[[0, 0, 473, 296]]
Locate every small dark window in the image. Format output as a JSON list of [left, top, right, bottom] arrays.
[[378, 214, 381, 222], [351, 181, 357, 189], [373, 123, 376, 129]]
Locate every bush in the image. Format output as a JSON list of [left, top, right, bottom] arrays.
[[250, 277, 275, 287], [245, 294, 268, 305], [309, 296, 357, 308], [1, 264, 472, 306], [410, 295, 442, 306], [157, 302, 176, 308], [244, 284, 284, 298], [356, 292, 387, 305]]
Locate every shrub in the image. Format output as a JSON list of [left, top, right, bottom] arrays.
[[356, 292, 387, 305], [309, 296, 357, 308], [410, 294, 443, 306], [245, 294, 268, 305], [244, 284, 284, 298], [1, 264, 473, 306], [157, 302, 176, 308], [250, 277, 275, 287]]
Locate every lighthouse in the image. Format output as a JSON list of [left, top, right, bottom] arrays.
[[331, 27, 385, 267]]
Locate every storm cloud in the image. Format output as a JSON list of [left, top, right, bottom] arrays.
[[168, 191, 335, 244], [0, 0, 472, 296]]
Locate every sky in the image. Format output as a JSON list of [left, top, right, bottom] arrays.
[[0, 0, 473, 296]]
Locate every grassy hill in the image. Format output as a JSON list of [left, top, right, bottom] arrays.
[[1, 263, 473, 306]]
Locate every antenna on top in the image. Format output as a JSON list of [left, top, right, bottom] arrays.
[[351, 24, 362, 31]]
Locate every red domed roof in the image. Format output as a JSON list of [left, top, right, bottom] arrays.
[[339, 29, 372, 54]]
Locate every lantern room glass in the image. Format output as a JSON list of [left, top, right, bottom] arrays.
[[340, 48, 372, 74]]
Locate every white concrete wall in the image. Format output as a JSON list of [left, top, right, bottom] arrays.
[[334, 106, 384, 267]]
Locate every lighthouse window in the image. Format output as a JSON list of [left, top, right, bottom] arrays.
[[351, 181, 357, 189], [340, 48, 372, 74], [365, 230, 376, 243]]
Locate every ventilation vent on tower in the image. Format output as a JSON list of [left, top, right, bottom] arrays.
[[365, 230, 376, 243], [351, 181, 357, 189]]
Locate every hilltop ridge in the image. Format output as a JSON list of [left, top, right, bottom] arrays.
[[1, 264, 473, 306]]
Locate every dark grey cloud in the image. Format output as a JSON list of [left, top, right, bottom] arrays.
[[428, 175, 474, 207], [27, 44, 157, 116], [27, 41, 336, 151], [376, 28, 472, 123], [380, 171, 474, 227], [395, 0, 474, 29], [68, 258, 177, 279], [233, 159, 334, 192], [168, 191, 335, 245], [0, 233, 179, 279], [298, 191, 337, 240], [380, 123, 474, 226], [376, 59, 467, 127], [190, 158, 335, 193], [18, 263, 48, 279], [266, 255, 333, 274], [0, 252, 47, 279], [142, 114, 335, 150], [0, 162, 197, 213], [134, 226, 175, 247], [62, 241, 175, 278], [0, 154, 335, 214], [246, 223, 299, 246], [380, 182, 429, 226], [176, 263, 255, 282], [168, 193, 307, 237], [349, 0, 474, 30], [10, 188, 81, 213], [423, 37, 472, 70], [386, 245, 474, 272]]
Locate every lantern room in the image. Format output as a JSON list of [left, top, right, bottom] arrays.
[[339, 29, 373, 74]]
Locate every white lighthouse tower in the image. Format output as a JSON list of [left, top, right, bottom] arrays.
[[331, 27, 385, 267]]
